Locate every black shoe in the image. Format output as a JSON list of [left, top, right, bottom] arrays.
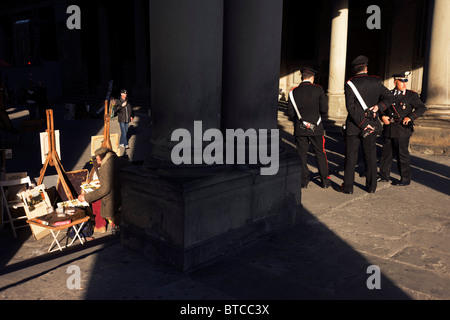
[[377, 176, 389, 182], [367, 189, 376, 193], [393, 181, 410, 186], [321, 180, 331, 189], [335, 185, 353, 194]]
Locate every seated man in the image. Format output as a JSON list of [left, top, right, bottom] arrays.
[[78, 147, 129, 233]]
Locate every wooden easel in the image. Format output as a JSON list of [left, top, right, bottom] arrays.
[[101, 99, 113, 150], [38, 109, 75, 200], [87, 100, 113, 182]]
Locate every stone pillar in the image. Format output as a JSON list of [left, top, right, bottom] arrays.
[[411, 0, 450, 155], [222, 0, 283, 132], [327, 0, 349, 120], [221, 0, 283, 170], [424, 0, 450, 111], [148, 0, 223, 163], [120, 0, 302, 271]]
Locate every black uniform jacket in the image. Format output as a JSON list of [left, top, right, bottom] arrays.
[[382, 89, 427, 138], [344, 73, 394, 136], [287, 81, 328, 136]]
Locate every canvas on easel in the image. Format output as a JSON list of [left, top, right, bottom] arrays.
[[91, 133, 119, 156], [38, 109, 76, 201], [40, 130, 61, 164], [20, 184, 52, 240], [57, 169, 89, 202]]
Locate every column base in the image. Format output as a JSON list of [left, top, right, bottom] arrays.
[[410, 105, 450, 156], [120, 147, 302, 271], [324, 93, 347, 135], [327, 93, 347, 121]]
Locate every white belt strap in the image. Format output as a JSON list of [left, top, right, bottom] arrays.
[[347, 80, 368, 111], [289, 90, 321, 125]]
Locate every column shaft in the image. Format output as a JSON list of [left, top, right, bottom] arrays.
[[425, 0, 450, 108], [327, 0, 348, 119], [221, 0, 283, 131], [149, 0, 224, 161], [411, 0, 450, 155]]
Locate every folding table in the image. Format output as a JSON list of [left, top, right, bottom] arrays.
[[27, 213, 90, 252]]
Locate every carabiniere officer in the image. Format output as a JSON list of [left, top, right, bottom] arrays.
[[287, 66, 330, 189], [378, 71, 427, 186]]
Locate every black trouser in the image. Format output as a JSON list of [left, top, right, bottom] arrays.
[[295, 135, 329, 186], [343, 133, 377, 192], [379, 136, 411, 183]]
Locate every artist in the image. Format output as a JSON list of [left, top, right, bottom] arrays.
[[78, 147, 129, 233]]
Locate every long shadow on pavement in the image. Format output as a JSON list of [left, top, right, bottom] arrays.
[[81, 207, 411, 300]]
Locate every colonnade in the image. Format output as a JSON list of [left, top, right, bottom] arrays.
[[326, 0, 449, 121]]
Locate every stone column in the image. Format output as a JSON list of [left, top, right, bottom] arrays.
[[148, 0, 224, 163], [121, 0, 302, 271], [411, 0, 450, 155], [221, 0, 283, 170], [424, 0, 450, 111], [327, 0, 349, 120], [222, 0, 283, 131]]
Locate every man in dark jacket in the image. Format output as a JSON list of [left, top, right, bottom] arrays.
[[113, 89, 134, 148], [378, 71, 427, 186], [339, 55, 394, 194], [287, 67, 330, 189]]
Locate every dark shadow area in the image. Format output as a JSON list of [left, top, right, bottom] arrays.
[[0, 235, 119, 293], [0, 227, 32, 269], [119, 105, 152, 164], [126, 124, 138, 141], [407, 155, 450, 196], [0, 228, 118, 277], [80, 207, 410, 300]]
